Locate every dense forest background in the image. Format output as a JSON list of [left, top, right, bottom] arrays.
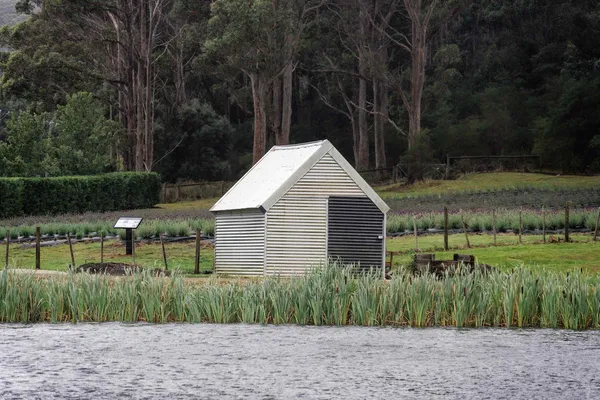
[[0, 0, 598, 182]]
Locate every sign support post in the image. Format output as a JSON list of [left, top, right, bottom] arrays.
[[114, 218, 143, 257]]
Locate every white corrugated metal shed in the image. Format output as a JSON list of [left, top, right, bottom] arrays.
[[210, 140, 389, 214]]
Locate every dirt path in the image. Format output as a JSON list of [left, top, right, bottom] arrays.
[[6, 268, 68, 277]]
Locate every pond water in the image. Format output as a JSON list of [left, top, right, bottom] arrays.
[[0, 324, 599, 399]]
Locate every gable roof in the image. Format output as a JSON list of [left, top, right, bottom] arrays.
[[210, 140, 390, 213]]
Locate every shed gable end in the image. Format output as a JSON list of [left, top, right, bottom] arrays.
[[265, 153, 366, 275]]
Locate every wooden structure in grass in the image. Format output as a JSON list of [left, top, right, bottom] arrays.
[[413, 253, 495, 276], [210, 140, 390, 277]]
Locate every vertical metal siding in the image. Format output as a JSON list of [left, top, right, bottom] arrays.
[[265, 154, 366, 276], [215, 210, 265, 276], [327, 197, 384, 271]]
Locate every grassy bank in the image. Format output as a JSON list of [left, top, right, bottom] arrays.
[[2, 267, 600, 329], [377, 172, 600, 198]]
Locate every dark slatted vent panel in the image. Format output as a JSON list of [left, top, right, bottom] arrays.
[[327, 197, 384, 270]]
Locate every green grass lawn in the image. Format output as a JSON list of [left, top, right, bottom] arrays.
[[6, 233, 599, 275], [158, 197, 217, 211], [387, 233, 600, 273], [376, 172, 600, 199], [6, 240, 214, 275]]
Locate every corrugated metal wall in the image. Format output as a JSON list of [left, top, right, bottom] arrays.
[[327, 197, 384, 270], [214, 210, 265, 276], [265, 153, 365, 275]]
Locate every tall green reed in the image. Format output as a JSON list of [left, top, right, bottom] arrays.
[[1, 266, 600, 329]]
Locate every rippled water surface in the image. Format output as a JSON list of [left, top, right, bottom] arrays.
[[1, 324, 599, 399]]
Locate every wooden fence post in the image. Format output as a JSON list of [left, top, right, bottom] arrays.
[[160, 233, 168, 271], [445, 154, 450, 180], [593, 207, 600, 242], [161, 183, 167, 203], [5, 230, 9, 270], [565, 201, 570, 243], [461, 213, 470, 248], [518, 208, 523, 244], [194, 230, 201, 274], [67, 232, 75, 268], [492, 209, 497, 246], [35, 227, 41, 270], [443, 207, 449, 251], [542, 207, 546, 244]]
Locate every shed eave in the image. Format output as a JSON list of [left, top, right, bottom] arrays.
[[210, 205, 265, 214]]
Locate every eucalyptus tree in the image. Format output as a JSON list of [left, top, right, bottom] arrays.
[[6, 0, 176, 172], [206, 0, 323, 164]]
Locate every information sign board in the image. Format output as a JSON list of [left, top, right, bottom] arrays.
[[114, 217, 143, 229]]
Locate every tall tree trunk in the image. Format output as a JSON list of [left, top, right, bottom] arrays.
[[373, 78, 387, 179], [251, 73, 268, 164], [357, 51, 369, 171], [272, 76, 282, 145], [406, 10, 427, 182], [279, 62, 293, 145], [408, 22, 426, 149], [135, 63, 144, 171], [135, 1, 147, 172], [125, 9, 136, 171], [175, 43, 187, 106], [351, 114, 359, 167], [144, 1, 153, 171], [380, 84, 388, 174]]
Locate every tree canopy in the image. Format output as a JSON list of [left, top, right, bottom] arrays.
[[0, 0, 598, 181]]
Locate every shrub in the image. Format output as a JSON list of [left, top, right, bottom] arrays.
[[0, 179, 24, 218], [0, 173, 161, 218]]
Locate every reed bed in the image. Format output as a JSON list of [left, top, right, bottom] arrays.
[[2, 267, 600, 329]]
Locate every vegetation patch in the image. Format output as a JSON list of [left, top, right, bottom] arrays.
[[385, 187, 600, 213], [76, 263, 169, 276], [0, 172, 162, 218], [2, 266, 600, 329], [387, 208, 599, 234], [377, 173, 600, 198]]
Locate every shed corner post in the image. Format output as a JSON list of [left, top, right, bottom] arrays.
[[382, 212, 387, 280], [263, 211, 268, 277], [325, 196, 329, 268], [213, 214, 218, 275]]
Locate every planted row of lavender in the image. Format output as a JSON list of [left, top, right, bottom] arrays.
[[388, 208, 599, 234]]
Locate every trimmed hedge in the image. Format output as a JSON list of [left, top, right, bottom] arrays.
[[0, 173, 161, 218]]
